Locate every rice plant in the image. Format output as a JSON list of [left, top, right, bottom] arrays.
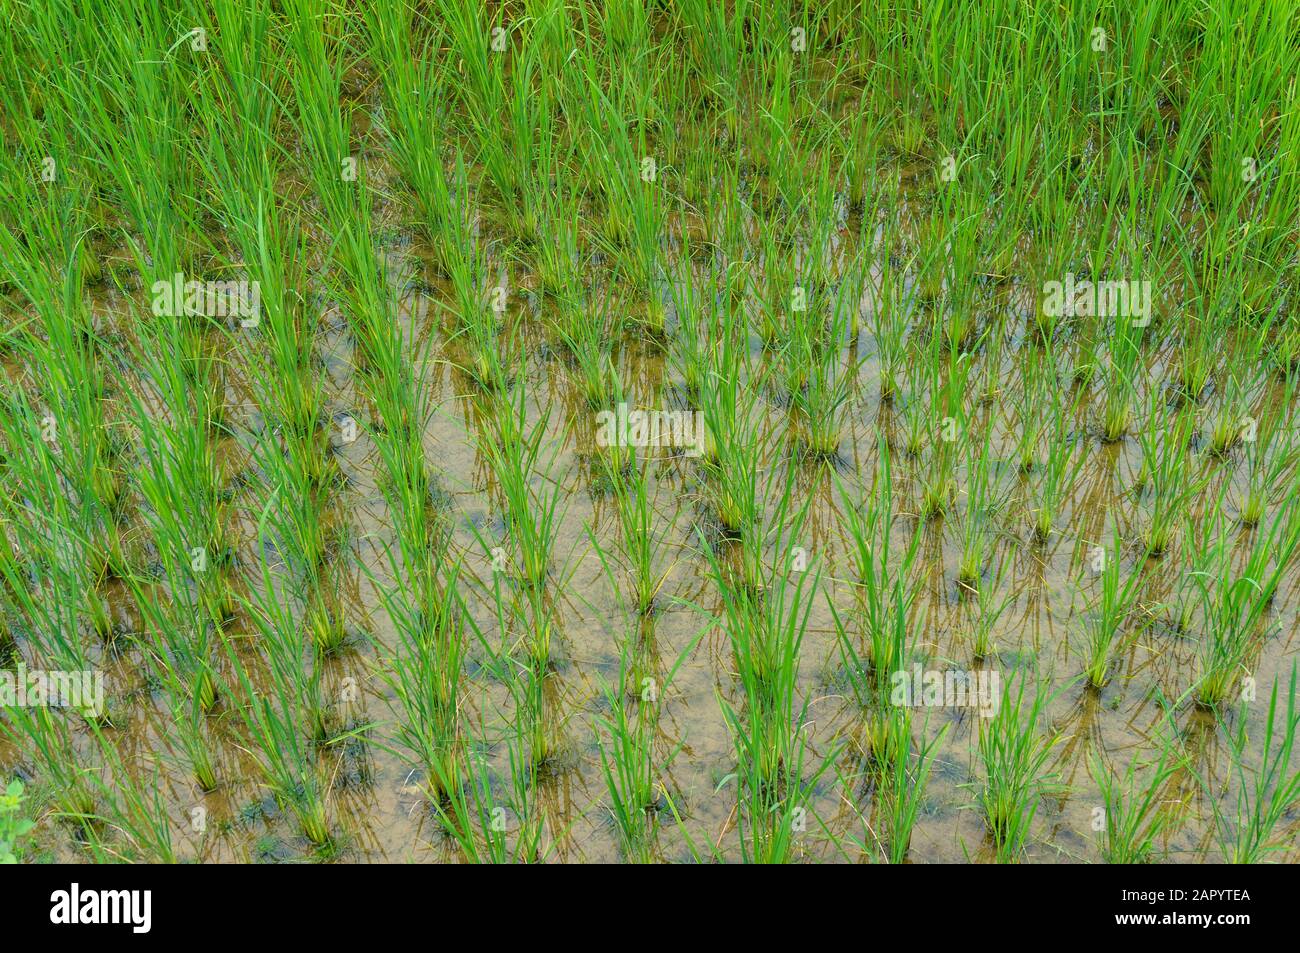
[[976, 673, 1058, 862], [1079, 530, 1149, 689], [1090, 730, 1182, 864], [1205, 666, 1300, 863]]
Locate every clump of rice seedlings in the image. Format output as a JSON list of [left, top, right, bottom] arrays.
[[786, 284, 861, 461], [936, 201, 984, 351], [571, 54, 664, 320], [196, 139, 324, 463], [699, 477, 834, 861], [500, 31, 561, 241], [1080, 530, 1148, 690], [0, 706, 97, 829], [121, 558, 221, 791], [1028, 388, 1082, 544], [428, 747, 514, 862], [593, 632, 695, 863], [598, 458, 675, 616], [366, 0, 460, 262], [1206, 372, 1252, 458], [444, 5, 552, 240], [673, 0, 742, 112], [228, 554, 335, 847], [127, 395, 225, 702], [479, 383, 568, 597], [879, 709, 948, 863], [429, 578, 552, 858], [1236, 385, 1297, 527], [0, 397, 110, 688], [595, 666, 663, 863], [1089, 730, 1181, 863], [699, 328, 765, 536], [59, 4, 195, 281], [1012, 352, 1049, 472], [835, 438, 920, 704], [976, 673, 1057, 862], [956, 414, 1000, 588], [666, 257, 715, 399], [1192, 502, 1300, 707], [836, 85, 889, 213], [756, 240, 796, 352], [703, 475, 813, 717], [263, 439, 350, 658], [81, 728, 177, 863], [375, 557, 467, 804], [446, 230, 512, 396], [426, 744, 509, 863], [899, 369, 934, 451], [0, 191, 127, 584], [1173, 238, 1231, 402], [555, 291, 622, 408], [480, 573, 569, 780], [432, 721, 556, 864], [516, 644, 561, 773], [866, 228, 913, 403], [1133, 395, 1200, 557], [968, 555, 1014, 659], [726, 695, 834, 865], [914, 334, 970, 520], [533, 163, 584, 298], [366, 342, 442, 641], [1204, 665, 1300, 863], [1099, 314, 1144, 443], [233, 200, 350, 656], [720, 586, 836, 867]]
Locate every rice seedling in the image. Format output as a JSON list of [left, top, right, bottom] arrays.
[[956, 412, 1002, 588], [834, 439, 921, 714], [1236, 382, 1298, 527], [1079, 529, 1149, 689], [430, 704, 565, 865], [0, 705, 96, 829], [913, 337, 966, 521], [968, 555, 1015, 659], [593, 630, 696, 863], [976, 673, 1058, 862], [1099, 313, 1144, 444], [598, 458, 676, 617], [554, 291, 623, 409], [477, 383, 569, 602], [1028, 387, 1083, 544], [1191, 501, 1300, 707], [786, 279, 862, 461], [1133, 394, 1202, 558], [372, 558, 467, 804], [594, 670, 664, 863], [1204, 665, 1300, 863], [1089, 729, 1182, 864], [698, 326, 766, 537], [80, 726, 177, 863], [0, 398, 109, 688], [226, 509, 339, 846], [866, 225, 915, 405], [879, 709, 949, 864]]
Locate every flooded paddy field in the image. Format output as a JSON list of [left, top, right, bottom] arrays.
[[1, 0, 1299, 864]]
